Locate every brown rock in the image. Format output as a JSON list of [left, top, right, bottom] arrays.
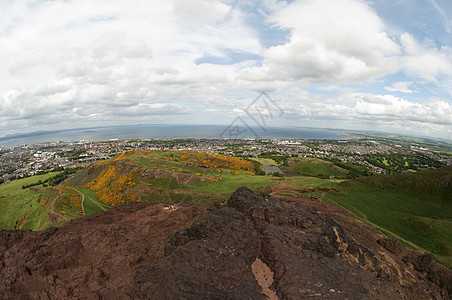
[[1, 187, 450, 299], [0, 201, 209, 299], [135, 187, 451, 299]]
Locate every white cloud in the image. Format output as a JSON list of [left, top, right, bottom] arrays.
[[0, 0, 261, 135], [259, 0, 400, 83], [0, 0, 451, 140], [270, 88, 452, 139], [401, 33, 452, 81], [384, 81, 416, 93], [173, 0, 231, 25]]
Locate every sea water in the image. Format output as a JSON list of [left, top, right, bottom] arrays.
[[0, 124, 353, 147]]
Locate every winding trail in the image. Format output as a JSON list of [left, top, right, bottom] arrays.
[[66, 187, 85, 216], [260, 158, 273, 171], [48, 188, 69, 223]]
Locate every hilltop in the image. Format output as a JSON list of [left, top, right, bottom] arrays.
[[1, 188, 450, 298], [68, 150, 256, 206]]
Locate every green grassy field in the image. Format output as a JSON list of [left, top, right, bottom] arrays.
[[0, 172, 59, 195], [319, 180, 452, 267], [74, 187, 109, 215], [282, 157, 350, 178], [195, 174, 274, 200], [248, 157, 278, 166], [0, 171, 110, 230], [123, 151, 338, 203], [0, 173, 61, 230], [0, 186, 57, 230], [21, 189, 58, 230]]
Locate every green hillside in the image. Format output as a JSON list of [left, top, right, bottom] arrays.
[[0, 171, 108, 231], [282, 157, 351, 178], [1, 150, 451, 267], [320, 167, 452, 267], [358, 166, 452, 201], [0, 172, 58, 230]]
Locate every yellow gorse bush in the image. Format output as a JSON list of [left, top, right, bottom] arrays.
[[173, 151, 254, 174], [82, 150, 256, 206], [85, 164, 139, 206], [54, 186, 83, 215]]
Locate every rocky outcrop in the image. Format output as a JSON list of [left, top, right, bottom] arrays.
[[1, 187, 450, 299], [0, 201, 209, 299], [135, 187, 451, 299]]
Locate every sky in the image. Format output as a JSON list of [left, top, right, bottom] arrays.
[[0, 0, 451, 140]]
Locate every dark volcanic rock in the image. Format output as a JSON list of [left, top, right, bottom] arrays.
[[135, 187, 451, 299], [1, 187, 450, 299], [0, 201, 209, 299], [136, 205, 264, 299]]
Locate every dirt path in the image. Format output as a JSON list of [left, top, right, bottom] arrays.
[[261, 158, 273, 171], [66, 187, 85, 216], [48, 188, 69, 224], [79, 191, 85, 216]]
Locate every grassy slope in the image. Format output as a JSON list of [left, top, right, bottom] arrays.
[[72, 150, 265, 205], [0, 173, 60, 230], [0, 186, 56, 230], [0, 171, 109, 230], [125, 151, 340, 202], [75, 187, 109, 215], [319, 178, 452, 267], [0, 172, 59, 195], [69, 151, 334, 206], [282, 157, 350, 178]]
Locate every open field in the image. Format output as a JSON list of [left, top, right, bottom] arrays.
[[0, 173, 61, 230], [248, 157, 278, 166], [282, 157, 350, 178], [0, 172, 59, 195]]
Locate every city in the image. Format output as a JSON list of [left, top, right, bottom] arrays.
[[1, 136, 451, 184]]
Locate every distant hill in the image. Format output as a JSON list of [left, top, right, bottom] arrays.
[[67, 150, 257, 206], [358, 166, 452, 201], [282, 157, 346, 178], [0, 150, 264, 230]]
